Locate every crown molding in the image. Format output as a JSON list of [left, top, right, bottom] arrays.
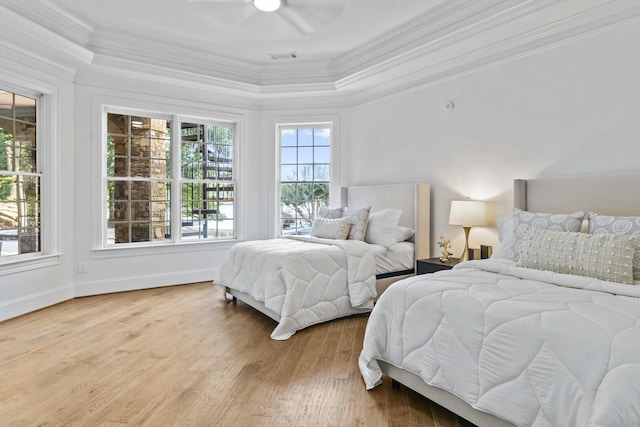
[[79, 55, 349, 111], [89, 31, 262, 86], [1, 0, 93, 46], [86, 54, 261, 99], [342, 0, 640, 105], [4, 0, 640, 106], [0, 39, 75, 90], [332, 0, 555, 85], [0, 4, 94, 69]]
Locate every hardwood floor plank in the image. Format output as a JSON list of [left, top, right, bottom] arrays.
[[0, 283, 472, 426]]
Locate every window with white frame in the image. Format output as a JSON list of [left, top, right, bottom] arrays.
[[278, 125, 331, 235], [105, 111, 235, 246], [0, 89, 40, 257], [180, 121, 234, 240]]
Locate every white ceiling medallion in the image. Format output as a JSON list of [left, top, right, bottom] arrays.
[[254, 0, 281, 12]]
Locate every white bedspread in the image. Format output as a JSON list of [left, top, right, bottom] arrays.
[[359, 259, 640, 427], [216, 236, 377, 340]]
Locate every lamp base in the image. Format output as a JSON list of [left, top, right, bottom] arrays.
[[460, 226, 471, 262]]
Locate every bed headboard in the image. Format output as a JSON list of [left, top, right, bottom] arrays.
[[339, 183, 430, 261], [514, 173, 640, 216]]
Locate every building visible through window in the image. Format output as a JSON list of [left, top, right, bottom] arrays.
[[105, 112, 235, 246]]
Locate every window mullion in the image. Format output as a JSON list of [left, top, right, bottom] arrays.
[[171, 115, 182, 243]]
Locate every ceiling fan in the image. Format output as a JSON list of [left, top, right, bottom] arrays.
[[186, 0, 346, 35]]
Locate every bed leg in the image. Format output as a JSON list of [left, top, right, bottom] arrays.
[[224, 288, 237, 304]]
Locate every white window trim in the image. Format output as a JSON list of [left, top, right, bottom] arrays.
[[275, 120, 337, 237], [0, 84, 61, 273], [94, 103, 243, 253], [174, 115, 238, 244]]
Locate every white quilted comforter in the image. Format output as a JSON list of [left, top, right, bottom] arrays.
[[359, 259, 640, 427], [216, 236, 377, 340]]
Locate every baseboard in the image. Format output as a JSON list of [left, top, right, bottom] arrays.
[[0, 269, 219, 322], [0, 283, 75, 322], [74, 268, 217, 297]]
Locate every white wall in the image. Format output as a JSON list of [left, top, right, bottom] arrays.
[[0, 80, 76, 321], [348, 19, 640, 257]]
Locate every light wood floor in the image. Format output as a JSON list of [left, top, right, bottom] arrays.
[[0, 282, 476, 427]]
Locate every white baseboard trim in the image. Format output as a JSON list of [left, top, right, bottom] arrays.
[[0, 269, 220, 322], [74, 268, 218, 297], [0, 283, 75, 322]]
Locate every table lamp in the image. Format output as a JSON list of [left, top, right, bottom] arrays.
[[448, 200, 487, 262]]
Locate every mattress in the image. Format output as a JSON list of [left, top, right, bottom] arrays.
[[369, 241, 414, 275], [359, 259, 640, 427]]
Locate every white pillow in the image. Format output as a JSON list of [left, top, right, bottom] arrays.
[[310, 217, 351, 240], [343, 206, 371, 241], [510, 208, 585, 260], [318, 206, 343, 219], [496, 215, 513, 242], [491, 215, 515, 260], [364, 208, 403, 247], [396, 226, 415, 242]]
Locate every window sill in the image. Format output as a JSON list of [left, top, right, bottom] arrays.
[[92, 238, 240, 259]]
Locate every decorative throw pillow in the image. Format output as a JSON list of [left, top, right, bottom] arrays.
[[318, 206, 343, 219], [511, 208, 585, 259], [364, 208, 403, 247], [310, 217, 351, 240], [588, 213, 640, 281], [517, 227, 637, 284], [396, 226, 415, 242], [343, 206, 371, 241]]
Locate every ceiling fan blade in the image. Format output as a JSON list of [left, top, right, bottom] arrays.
[[186, 0, 249, 3], [277, 5, 315, 34]]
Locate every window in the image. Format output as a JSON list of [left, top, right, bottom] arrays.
[[0, 89, 40, 257], [180, 122, 234, 240], [279, 125, 331, 235], [105, 112, 235, 246]]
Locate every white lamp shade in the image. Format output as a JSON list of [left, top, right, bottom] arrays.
[[448, 200, 488, 227], [254, 0, 281, 12]]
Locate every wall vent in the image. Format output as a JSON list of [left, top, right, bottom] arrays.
[[269, 52, 298, 60]]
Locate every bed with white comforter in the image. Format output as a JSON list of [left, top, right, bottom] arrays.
[[360, 259, 640, 427], [216, 235, 377, 340]]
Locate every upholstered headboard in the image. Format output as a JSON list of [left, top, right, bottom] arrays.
[[514, 173, 640, 216], [339, 183, 430, 261]]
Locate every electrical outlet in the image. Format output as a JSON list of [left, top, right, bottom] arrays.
[[78, 262, 87, 273]]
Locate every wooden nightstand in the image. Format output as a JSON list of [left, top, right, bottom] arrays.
[[416, 257, 460, 275]]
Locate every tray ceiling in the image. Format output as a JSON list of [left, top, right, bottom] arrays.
[[1, 0, 639, 101]]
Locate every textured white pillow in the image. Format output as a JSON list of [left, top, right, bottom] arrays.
[[310, 217, 351, 240], [343, 206, 371, 241], [396, 226, 415, 242], [318, 206, 343, 219], [510, 208, 585, 260], [589, 212, 640, 281], [364, 208, 403, 247], [517, 227, 637, 284]]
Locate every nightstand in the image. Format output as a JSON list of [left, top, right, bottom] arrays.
[[416, 257, 460, 275]]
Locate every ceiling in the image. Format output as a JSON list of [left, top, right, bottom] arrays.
[[2, 0, 639, 101], [44, 0, 440, 66]]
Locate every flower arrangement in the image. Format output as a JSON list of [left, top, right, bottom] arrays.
[[437, 234, 453, 262]]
